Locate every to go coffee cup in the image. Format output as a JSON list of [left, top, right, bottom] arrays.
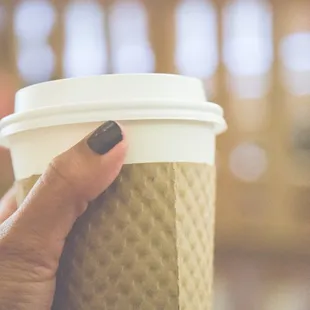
[[0, 74, 226, 310]]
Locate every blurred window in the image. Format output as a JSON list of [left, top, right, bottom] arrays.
[[175, 0, 218, 78], [14, 0, 55, 83], [280, 32, 310, 96], [63, 0, 107, 77], [223, 0, 272, 98], [110, 0, 154, 73], [223, 0, 272, 76], [17, 44, 54, 84], [14, 0, 55, 41]]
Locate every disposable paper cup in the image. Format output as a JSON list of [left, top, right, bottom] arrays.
[[0, 74, 226, 310]]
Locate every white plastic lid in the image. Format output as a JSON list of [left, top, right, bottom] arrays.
[[0, 74, 226, 138]]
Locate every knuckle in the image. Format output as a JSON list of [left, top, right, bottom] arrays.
[[46, 156, 79, 196], [48, 150, 94, 203], [45, 154, 89, 214], [48, 152, 82, 192]]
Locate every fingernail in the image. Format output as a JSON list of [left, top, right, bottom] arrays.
[[87, 121, 123, 155]]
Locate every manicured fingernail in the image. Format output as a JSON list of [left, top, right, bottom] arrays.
[[87, 121, 123, 155]]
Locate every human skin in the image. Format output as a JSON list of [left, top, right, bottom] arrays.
[[0, 121, 127, 310]]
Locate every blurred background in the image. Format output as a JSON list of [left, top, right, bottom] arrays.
[[1, 0, 310, 308]]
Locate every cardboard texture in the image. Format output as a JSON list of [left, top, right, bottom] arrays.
[[17, 163, 215, 310]]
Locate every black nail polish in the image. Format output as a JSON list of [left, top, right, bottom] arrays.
[[87, 121, 123, 155]]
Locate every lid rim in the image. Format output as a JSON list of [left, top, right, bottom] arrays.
[[1, 99, 223, 126], [0, 99, 226, 137], [1, 113, 226, 136]]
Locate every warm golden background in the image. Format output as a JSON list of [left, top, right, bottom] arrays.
[[1, 0, 310, 309]]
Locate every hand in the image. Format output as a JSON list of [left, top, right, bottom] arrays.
[[0, 121, 127, 310]]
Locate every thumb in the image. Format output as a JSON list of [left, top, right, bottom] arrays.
[[4, 121, 126, 255]]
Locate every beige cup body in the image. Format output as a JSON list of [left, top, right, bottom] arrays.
[[17, 163, 216, 310]]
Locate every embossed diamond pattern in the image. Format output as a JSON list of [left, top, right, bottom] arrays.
[[52, 164, 178, 310], [175, 163, 216, 310], [17, 163, 215, 310]]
